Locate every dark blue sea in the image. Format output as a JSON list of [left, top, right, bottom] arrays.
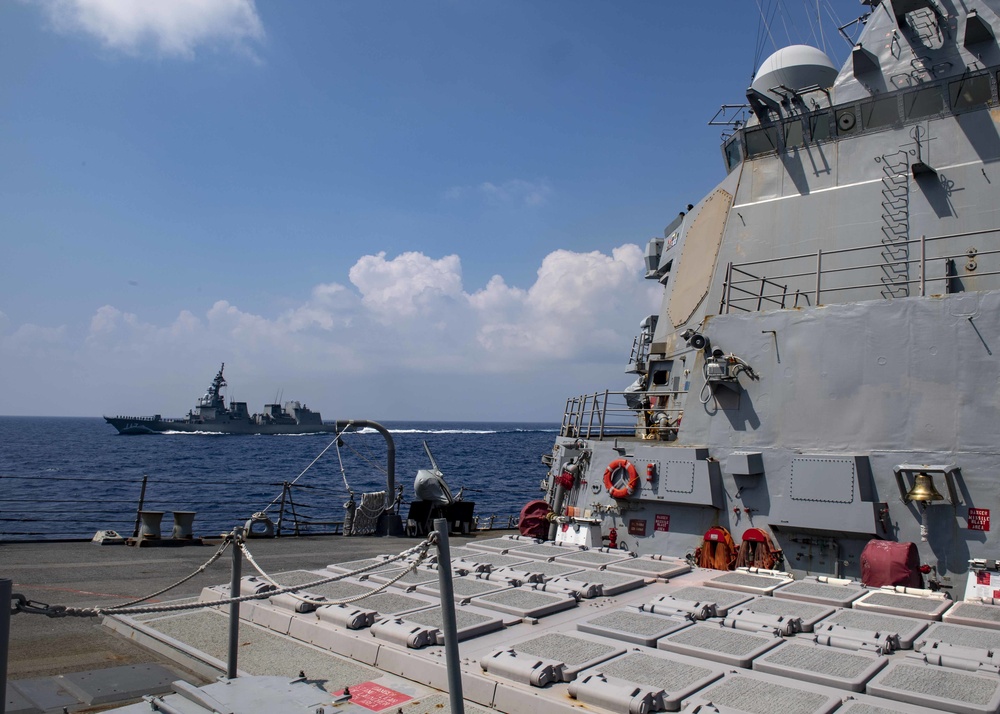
[[0, 417, 559, 541]]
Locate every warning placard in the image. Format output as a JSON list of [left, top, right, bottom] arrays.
[[969, 508, 991, 531], [333, 682, 411, 711], [654, 514, 670, 532], [628, 519, 647, 537]]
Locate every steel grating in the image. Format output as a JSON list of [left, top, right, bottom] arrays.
[[752, 641, 887, 691], [506, 632, 624, 680], [943, 601, 1000, 630], [472, 587, 577, 618], [866, 660, 1000, 714], [823, 609, 928, 649], [603, 556, 691, 579], [916, 622, 1000, 652], [739, 596, 834, 632], [577, 608, 691, 646], [706, 570, 792, 595], [592, 650, 724, 710], [852, 591, 952, 620], [773, 578, 868, 607], [661, 585, 753, 615], [657, 622, 782, 667], [693, 673, 841, 714]]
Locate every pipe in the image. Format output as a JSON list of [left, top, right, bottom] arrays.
[[433, 518, 465, 714], [335, 419, 395, 505]]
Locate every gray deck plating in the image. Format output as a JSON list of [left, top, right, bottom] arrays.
[[101, 557, 1000, 714]]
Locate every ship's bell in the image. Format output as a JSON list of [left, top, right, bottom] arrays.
[[906, 472, 945, 503]]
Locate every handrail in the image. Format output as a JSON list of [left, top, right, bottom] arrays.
[[721, 228, 999, 313], [560, 389, 685, 440]]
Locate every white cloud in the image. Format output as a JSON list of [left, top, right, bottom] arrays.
[[0, 246, 660, 418], [35, 0, 265, 58], [445, 179, 552, 207], [349, 251, 464, 320]]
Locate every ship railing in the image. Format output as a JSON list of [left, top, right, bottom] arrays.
[[720, 228, 1000, 314], [560, 389, 685, 440]]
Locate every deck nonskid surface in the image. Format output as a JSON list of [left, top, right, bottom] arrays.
[[106, 536, 1000, 714]]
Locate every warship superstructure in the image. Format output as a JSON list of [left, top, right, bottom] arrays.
[[104, 363, 337, 434], [16, 5, 1000, 714], [544, 0, 1000, 591]]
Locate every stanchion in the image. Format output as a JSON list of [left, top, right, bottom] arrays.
[[433, 518, 465, 714], [227, 527, 243, 679], [1, 578, 10, 714]]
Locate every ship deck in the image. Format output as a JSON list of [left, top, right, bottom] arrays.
[[9, 532, 1000, 714]]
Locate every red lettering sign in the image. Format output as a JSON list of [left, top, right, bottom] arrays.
[[654, 514, 670, 532], [969, 508, 991, 531], [978, 571, 992, 585], [628, 519, 647, 537], [333, 682, 411, 711]]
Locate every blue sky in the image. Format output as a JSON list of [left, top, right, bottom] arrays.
[[1, 0, 862, 421]]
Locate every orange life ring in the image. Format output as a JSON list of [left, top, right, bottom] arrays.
[[603, 459, 639, 499]]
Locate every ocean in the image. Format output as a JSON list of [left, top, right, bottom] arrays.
[[0, 417, 559, 541]]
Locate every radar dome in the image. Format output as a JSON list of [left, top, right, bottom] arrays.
[[751, 45, 837, 99]]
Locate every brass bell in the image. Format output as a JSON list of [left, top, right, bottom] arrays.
[[906, 472, 944, 503]]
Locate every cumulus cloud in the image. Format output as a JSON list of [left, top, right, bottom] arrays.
[[34, 0, 265, 58], [445, 179, 552, 207], [1, 246, 660, 417]]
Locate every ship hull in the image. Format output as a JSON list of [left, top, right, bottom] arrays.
[[103, 416, 340, 435]]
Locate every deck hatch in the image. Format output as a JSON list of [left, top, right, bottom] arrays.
[[822, 610, 928, 649], [577, 608, 691, 646], [471, 587, 577, 618], [580, 650, 724, 711], [739, 596, 834, 632], [657, 622, 782, 667], [565, 569, 647, 596], [659, 585, 754, 616], [509, 542, 585, 560], [917, 622, 1000, 651], [552, 549, 635, 568], [691, 672, 841, 714], [944, 601, 1000, 630], [853, 590, 952, 620], [705, 570, 793, 595], [499, 632, 625, 682], [603, 556, 690, 579], [752, 641, 887, 691], [773, 578, 868, 607], [866, 660, 1000, 714]]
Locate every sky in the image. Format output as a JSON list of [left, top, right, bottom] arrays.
[[0, 0, 863, 421]]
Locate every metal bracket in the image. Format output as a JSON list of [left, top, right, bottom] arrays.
[[893, 464, 960, 505]]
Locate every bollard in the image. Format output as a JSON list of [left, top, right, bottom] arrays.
[[227, 526, 244, 679], [137, 511, 164, 540], [171, 511, 197, 539], [433, 518, 465, 714]]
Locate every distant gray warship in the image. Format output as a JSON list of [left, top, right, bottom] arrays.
[[545, 0, 1000, 593], [104, 363, 336, 434]]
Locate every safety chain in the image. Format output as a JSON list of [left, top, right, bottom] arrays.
[[10, 534, 436, 619], [239, 537, 432, 606]]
